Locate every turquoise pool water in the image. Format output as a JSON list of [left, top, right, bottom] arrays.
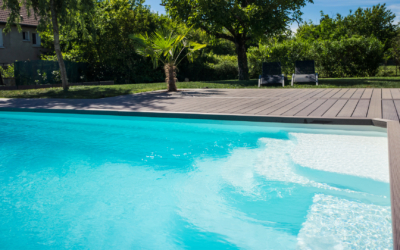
[[0, 112, 392, 249]]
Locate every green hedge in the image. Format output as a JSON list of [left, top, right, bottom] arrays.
[[176, 53, 238, 81], [248, 36, 384, 78]]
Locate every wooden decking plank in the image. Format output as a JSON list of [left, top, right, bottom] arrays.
[[352, 99, 370, 117], [341, 89, 357, 99], [394, 100, 400, 120], [156, 99, 200, 112], [274, 89, 297, 97], [300, 89, 326, 99], [367, 89, 382, 119], [216, 98, 268, 113], [337, 99, 359, 117], [294, 99, 327, 116], [323, 99, 348, 117], [331, 89, 349, 99], [361, 89, 373, 99], [382, 89, 393, 99], [233, 98, 281, 114], [202, 98, 252, 113], [250, 98, 295, 115], [247, 90, 311, 114], [233, 97, 280, 113], [271, 89, 309, 100], [309, 99, 338, 117], [275, 89, 306, 99], [351, 89, 365, 99], [269, 98, 311, 115], [258, 96, 308, 115], [382, 100, 399, 121], [247, 89, 286, 99], [386, 121, 400, 250], [321, 89, 341, 99], [175, 98, 230, 112], [391, 89, 400, 99], [288, 89, 323, 101], [183, 97, 242, 112], [311, 89, 334, 98], [281, 99, 319, 116]]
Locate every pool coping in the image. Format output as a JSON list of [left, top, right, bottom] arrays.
[[1, 107, 399, 249]]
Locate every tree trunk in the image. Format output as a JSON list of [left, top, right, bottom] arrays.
[[50, 0, 69, 91], [164, 63, 177, 91], [236, 39, 249, 81]]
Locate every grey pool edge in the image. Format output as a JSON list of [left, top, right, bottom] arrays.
[[0, 107, 399, 249]]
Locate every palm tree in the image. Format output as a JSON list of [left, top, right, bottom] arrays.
[[130, 29, 206, 91]]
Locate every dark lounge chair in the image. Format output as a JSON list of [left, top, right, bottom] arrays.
[[258, 62, 285, 87], [291, 60, 318, 86]]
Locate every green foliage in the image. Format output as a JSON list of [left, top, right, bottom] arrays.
[[0, 64, 15, 78], [130, 28, 207, 68], [314, 37, 384, 77], [248, 40, 312, 77], [206, 54, 238, 80], [296, 4, 398, 50], [39, 0, 168, 83], [130, 27, 206, 90], [248, 36, 384, 78], [163, 0, 311, 41], [1, 0, 96, 34], [392, 32, 400, 66], [162, 0, 313, 80]]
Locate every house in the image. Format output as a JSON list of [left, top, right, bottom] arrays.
[[0, 2, 42, 65]]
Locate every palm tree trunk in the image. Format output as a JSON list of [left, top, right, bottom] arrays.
[[50, 0, 69, 91], [164, 63, 177, 91]]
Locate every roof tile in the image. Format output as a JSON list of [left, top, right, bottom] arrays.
[[0, 0, 39, 27]]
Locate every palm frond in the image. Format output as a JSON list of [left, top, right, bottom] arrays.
[[129, 27, 207, 68]]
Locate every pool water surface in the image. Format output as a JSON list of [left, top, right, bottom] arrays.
[[0, 112, 392, 249]]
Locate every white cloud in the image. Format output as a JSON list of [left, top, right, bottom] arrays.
[[290, 23, 299, 33], [388, 4, 400, 24]]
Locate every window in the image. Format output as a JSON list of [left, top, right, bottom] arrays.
[[32, 33, 41, 46], [22, 31, 29, 41], [0, 29, 3, 47], [32, 33, 36, 44]]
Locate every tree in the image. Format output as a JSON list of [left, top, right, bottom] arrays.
[[392, 32, 400, 75], [296, 4, 398, 50], [1, 0, 96, 91], [130, 29, 206, 91], [39, 0, 170, 84], [162, 0, 312, 80]]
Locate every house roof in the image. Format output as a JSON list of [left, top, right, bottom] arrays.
[[0, 0, 39, 27]]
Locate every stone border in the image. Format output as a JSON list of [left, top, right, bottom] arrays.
[[0, 107, 398, 249], [0, 107, 382, 125]]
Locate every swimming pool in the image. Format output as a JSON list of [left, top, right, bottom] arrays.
[[0, 112, 392, 249]]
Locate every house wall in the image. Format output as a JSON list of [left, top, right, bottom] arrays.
[[0, 24, 43, 64]]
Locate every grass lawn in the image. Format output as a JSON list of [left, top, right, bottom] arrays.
[[0, 76, 400, 99]]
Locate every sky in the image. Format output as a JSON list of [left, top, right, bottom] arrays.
[[143, 0, 400, 32]]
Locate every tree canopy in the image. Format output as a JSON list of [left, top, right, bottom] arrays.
[[162, 0, 313, 80], [296, 4, 398, 50], [1, 0, 96, 90]]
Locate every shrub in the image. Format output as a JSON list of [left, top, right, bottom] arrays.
[[206, 54, 238, 80], [176, 53, 238, 81], [248, 36, 384, 78], [0, 64, 15, 78], [314, 36, 384, 77]]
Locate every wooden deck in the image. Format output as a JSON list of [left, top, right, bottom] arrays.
[[1, 88, 399, 121]]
